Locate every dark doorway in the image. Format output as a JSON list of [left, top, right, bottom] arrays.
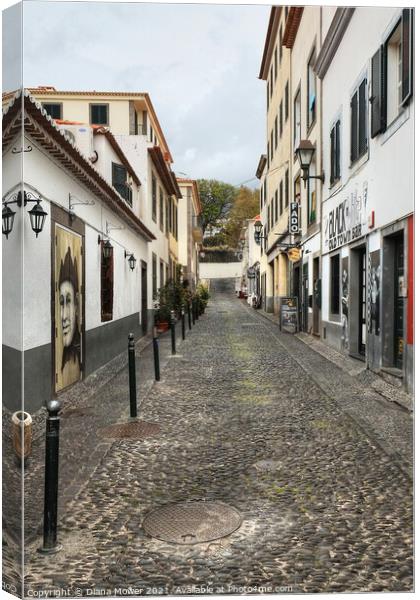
[[312, 257, 320, 335], [302, 262, 309, 332], [141, 261, 148, 335], [358, 247, 367, 356], [394, 235, 404, 369], [293, 264, 301, 329]]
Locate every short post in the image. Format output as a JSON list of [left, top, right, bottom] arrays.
[[195, 297, 200, 321], [38, 399, 62, 555], [192, 301, 196, 325], [181, 304, 186, 340], [187, 302, 192, 330], [170, 309, 176, 355], [153, 325, 160, 381], [128, 333, 137, 418]]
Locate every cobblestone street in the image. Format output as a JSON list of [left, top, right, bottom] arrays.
[[15, 280, 413, 595]]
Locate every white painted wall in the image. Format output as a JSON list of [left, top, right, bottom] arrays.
[[199, 262, 243, 279]]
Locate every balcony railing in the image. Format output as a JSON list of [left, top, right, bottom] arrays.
[[114, 182, 133, 206]]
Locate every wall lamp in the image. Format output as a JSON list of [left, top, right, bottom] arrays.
[[2, 190, 47, 239], [295, 140, 325, 184], [124, 250, 136, 271], [97, 235, 114, 259], [253, 220, 266, 245]]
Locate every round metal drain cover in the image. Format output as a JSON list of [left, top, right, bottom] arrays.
[[143, 501, 242, 545], [99, 420, 160, 440]]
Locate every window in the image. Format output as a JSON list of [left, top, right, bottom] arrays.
[[42, 103, 62, 119], [150, 126, 153, 143], [279, 180, 283, 215], [159, 187, 164, 231], [271, 198, 274, 228], [267, 204, 271, 232], [274, 116, 278, 150], [152, 253, 157, 298], [174, 201, 178, 240], [166, 197, 169, 233], [275, 190, 278, 222], [152, 174, 157, 222], [350, 78, 368, 163], [279, 25, 283, 63], [294, 88, 301, 149], [267, 142, 270, 168], [270, 66, 274, 98], [112, 163, 132, 205], [294, 175, 301, 205], [330, 254, 340, 315], [263, 178, 267, 205], [270, 130, 274, 161], [160, 260, 165, 288], [274, 46, 278, 81], [307, 49, 316, 128], [168, 197, 173, 232], [90, 104, 108, 125], [285, 169, 289, 208], [330, 120, 341, 185], [285, 81, 289, 121], [371, 10, 413, 132], [100, 241, 114, 322], [279, 101, 283, 137]]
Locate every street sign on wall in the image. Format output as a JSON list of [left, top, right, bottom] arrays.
[[289, 202, 299, 234], [279, 297, 299, 334]]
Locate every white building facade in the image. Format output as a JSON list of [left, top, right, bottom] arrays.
[[315, 7, 414, 391]]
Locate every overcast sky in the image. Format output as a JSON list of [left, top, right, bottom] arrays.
[[4, 0, 271, 187]]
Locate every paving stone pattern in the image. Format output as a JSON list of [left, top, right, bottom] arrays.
[[6, 280, 413, 595]]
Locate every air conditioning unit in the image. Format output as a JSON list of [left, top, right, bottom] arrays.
[[56, 123, 95, 161]]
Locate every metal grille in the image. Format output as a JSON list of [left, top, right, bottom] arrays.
[[143, 501, 242, 545], [99, 420, 160, 440]]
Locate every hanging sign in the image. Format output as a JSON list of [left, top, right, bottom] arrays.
[[289, 202, 299, 234], [279, 297, 299, 334], [287, 247, 301, 262]]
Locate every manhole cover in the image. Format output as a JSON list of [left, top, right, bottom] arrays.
[[143, 501, 242, 545], [99, 420, 160, 439]]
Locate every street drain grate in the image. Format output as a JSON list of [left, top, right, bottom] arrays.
[[143, 501, 242, 545], [99, 420, 160, 440]]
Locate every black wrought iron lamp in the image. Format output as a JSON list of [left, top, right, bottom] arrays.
[[2, 190, 48, 239], [125, 250, 136, 271], [98, 235, 114, 259], [295, 140, 325, 184], [253, 220, 266, 246]]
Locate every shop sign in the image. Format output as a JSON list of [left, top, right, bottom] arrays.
[[279, 297, 299, 334], [287, 247, 301, 262], [289, 202, 299, 234], [323, 182, 368, 252]]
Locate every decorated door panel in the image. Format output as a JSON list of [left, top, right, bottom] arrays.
[[54, 224, 83, 393]]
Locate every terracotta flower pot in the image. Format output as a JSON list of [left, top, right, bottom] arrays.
[[156, 321, 169, 333], [12, 411, 32, 461]]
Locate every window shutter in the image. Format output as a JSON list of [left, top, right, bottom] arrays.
[[336, 120, 341, 180], [142, 111, 147, 135], [285, 169, 289, 207], [350, 92, 358, 162], [370, 47, 386, 137], [280, 180, 283, 215], [358, 79, 367, 156], [330, 127, 335, 184], [401, 8, 413, 106]]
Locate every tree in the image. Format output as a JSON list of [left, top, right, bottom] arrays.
[[197, 179, 236, 234], [223, 186, 260, 248]]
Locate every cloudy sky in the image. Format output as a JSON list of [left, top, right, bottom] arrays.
[[4, 0, 271, 187]]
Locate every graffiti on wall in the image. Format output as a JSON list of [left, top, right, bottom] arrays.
[[369, 250, 381, 336], [341, 256, 349, 350]]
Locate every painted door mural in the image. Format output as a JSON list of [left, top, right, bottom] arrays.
[[55, 224, 83, 392]]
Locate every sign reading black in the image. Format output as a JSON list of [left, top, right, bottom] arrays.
[[289, 202, 299, 234], [279, 297, 299, 334]]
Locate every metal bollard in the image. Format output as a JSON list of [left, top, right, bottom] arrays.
[[187, 302, 192, 330], [192, 301, 196, 325], [181, 305, 186, 340], [195, 298, 199, 321], [170, 309, 176, 355], [38, 399, 62, 554], [128, 333, 137, 418], [153, 326, 160, 381]]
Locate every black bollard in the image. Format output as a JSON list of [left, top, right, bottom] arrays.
[[187, 302, 192, 330], [195, 298, 199, 321], [192, 301, 196, 325], [153, 326, 160, 381], [38, 399, 62, 554], [171, 309, 176, 355], [181, 305, 186, 340], [128, 333, 137, 418]]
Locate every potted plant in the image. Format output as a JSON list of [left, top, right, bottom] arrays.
[[154, 285, 171, 332]]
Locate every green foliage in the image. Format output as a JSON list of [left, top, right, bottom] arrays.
[[195, 281, 210, 313], [197, 179, 236, 234], [223, 186, 260, 248], [154, 264, 187, 321]]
